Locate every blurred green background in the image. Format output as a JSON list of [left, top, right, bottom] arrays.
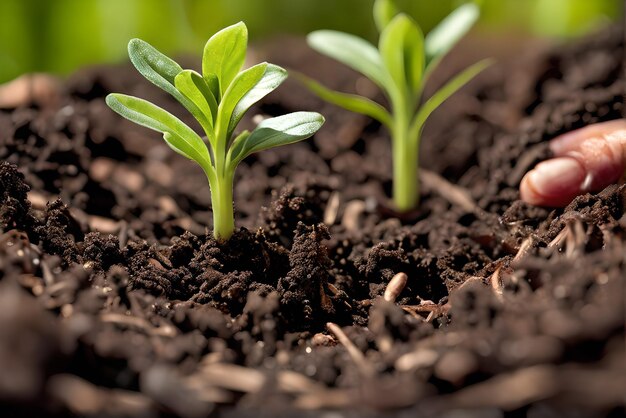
[[0, 0, 621, 84]]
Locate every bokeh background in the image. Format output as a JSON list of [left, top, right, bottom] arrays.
[[0, 0, 622, 84]]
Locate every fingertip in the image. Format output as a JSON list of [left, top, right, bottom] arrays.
[[520, 157, 586, 207]]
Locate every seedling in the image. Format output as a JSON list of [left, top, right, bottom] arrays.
[[106, 22, 324, 241], [300, 0, 491, 212]]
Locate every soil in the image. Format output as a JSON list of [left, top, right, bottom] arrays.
[[0, 25, 624, 418]]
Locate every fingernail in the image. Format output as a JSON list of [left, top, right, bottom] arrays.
[[520, 157, 586, 207]]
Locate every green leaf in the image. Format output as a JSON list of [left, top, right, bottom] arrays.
[[307, 30, 388, 88], [373, 0, 398, 33], [217, 63, 266, 135], [228, 64, 287, 137], [227, 130, 251, 163], [105, 93, 210, 165], [425, 3, 479, 62], [128, 38, 183, 95], [174, 69, 218, 130], [379, 14, 424, 95], [205, 73, 221, 103], [218, 63, 288, 140], [202, 21, 248, 97], [128, 38, 206, 122], [229, 112, 324, 164], [410, 58, 492, 142], [162, 132, 212, 168], [295, 72, 392, 128]]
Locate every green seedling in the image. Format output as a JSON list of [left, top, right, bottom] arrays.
[[106, 22, 324, 241], [300, 0, 491, 212]]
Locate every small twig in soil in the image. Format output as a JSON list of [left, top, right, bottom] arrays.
[[48, 374, 156, 416], [326, 282, 352, 309], [600, 225, 613, 248], [294, 388, 354, 410], [153, 250, 174, 269], [512, 235, 535, 264], [402, 301, 438, 313], [88, 216, 119, 234], [569, 219, 586, 258], [327, 322, 375, 377], [402, 301, 449, 323], [181, 381, 232, 404], [47, 374, 158, 416], [185, 358, 322, 404], [420, 169, 487, 217], [428, 365, 557, 411], [148, 258, 167, 271], [489, 264, 504, 299], [27, 190, 49, 210], [100, 313, 178, 337], [548, 225, 569, 250], [546, 219, 585, 259], [277, 370, 326, 394], [194, 363, 265, 393], [44, 280, 73, 298], [200, 352, 225, 366], [341, 200, 366, 232], [395, 348, 439, 371], [323, 191, 341, 225], [384, 272, 408, 303], [401, 307, 426, 321]]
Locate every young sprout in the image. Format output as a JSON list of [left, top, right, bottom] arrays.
[[106, 22, 324, 241], [299, 0, 492, 212]]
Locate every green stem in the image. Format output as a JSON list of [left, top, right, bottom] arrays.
[[205, 113, 235, 242], [392, 119, 419, 212], [208, 171, 235, 242]]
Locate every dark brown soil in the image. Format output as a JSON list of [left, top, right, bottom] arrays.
[[0, 25, 624, 418]]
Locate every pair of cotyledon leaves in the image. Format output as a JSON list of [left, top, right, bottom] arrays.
[[301, 1, 491, 141], [106, 22, 324, 177]]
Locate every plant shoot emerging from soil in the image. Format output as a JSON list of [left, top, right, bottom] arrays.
[[301, 0, 491, 212], [106, 22, 324, 241]]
